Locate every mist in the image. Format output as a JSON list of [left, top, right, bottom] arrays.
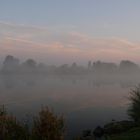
[[1, 1, 140, 139], [0, 55, 140, 138]]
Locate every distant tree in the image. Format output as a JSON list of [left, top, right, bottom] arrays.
[[128, 85, 140, 123], [23, 59, 37, 68], [21, 59, 37, 73], [32, 107, 65, 140], [119, 60, 139, 73], [70, 62, 79, 74], [2, 55, 19, 73], [71, 62, 77, 68], [56, 64, 69, 74], [93, 61, 117, 74], [88, 61, 91, 69]]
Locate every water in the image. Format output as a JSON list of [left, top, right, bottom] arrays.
[[0, 74, 139, 138]]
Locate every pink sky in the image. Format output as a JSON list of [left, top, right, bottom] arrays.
[[0, 22, 140, 65]]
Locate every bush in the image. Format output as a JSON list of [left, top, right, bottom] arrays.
[[0, 106, 29, 140], [31, 107, 65, 140], [0, 106, 65, 140], [128, 85, 140, 123]]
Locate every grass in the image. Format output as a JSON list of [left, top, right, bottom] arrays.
[[110, 127, 140, 140]]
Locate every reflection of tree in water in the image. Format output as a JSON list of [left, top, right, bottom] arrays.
[[3, 75, 16, 89], [26, 80, 36, 87], [0, 75, 38, 90], [88, 80, 92, 87], [120, 82, 136, 89], [72, 79, 77, 85]]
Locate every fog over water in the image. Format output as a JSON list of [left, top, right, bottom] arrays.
[[0, 72, 140, 137], [2, 1, 140, 139], [0, 55, 140, 137], [0, 55, 140, 138]]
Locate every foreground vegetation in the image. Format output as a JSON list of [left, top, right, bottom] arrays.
[[0, 106, 65, 140], [1, 85, 140, 140], [75, 85, 140, 140], [109, 85, 140, 140], [110, 127, 140, 140]]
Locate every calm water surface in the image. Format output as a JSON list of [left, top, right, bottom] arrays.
[[0, 74, 139, 137]]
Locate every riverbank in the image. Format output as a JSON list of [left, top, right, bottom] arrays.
[[110, 127, 140, 140]]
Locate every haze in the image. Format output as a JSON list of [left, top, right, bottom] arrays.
[[1, 1, 140, 139]]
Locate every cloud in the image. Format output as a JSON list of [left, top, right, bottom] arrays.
[[0, 21, 48, 31], [0, 22, 140, 64]]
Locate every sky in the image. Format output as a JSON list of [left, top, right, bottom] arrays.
[[0, 0, 140, 65]]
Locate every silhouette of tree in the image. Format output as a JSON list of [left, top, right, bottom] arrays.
[[88, 61, 91, 69], [21, 59, 37, 73], [23, 59, 37, 68], [32, 107, 65, 140], [57, 64, 69, 74], [93, 61, 117, 74], [120, 60, 139, 73], [0, 106, 65, 140], [2, 55, 19, 73], [72, 62, 77, 68], [128, 85, 140, 123], [0, 106, 29, 140]]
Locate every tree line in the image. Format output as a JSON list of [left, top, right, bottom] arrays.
[[1, 55, 140, 75]]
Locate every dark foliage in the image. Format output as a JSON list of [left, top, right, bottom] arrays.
[[128, 85, 140, 123], [0, 106, 65, 140]]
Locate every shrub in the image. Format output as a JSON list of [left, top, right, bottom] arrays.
[[128, 85, 140, 123], [31, 107, 65, 140], [0, 105, 29, 140], [0, 106, 65, 140]]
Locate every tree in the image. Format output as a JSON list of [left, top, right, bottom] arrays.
[[32, 107, 65, 140], [0, 106, 65, 140], [23, 59, 37, 68], [2, 55, 19, 73], [88, 61, 91, 69], [120, 60, 139, 73], [128, 85, 140, 123], [93, 61, 117, 74], [0, 106, 29, 140], [22, 59, 37, 73]]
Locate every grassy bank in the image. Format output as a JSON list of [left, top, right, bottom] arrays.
[[110, 127, 140, 140]]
